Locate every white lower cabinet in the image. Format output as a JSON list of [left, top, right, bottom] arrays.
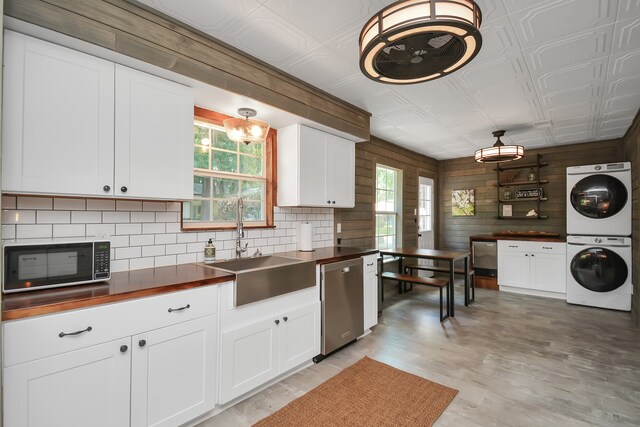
[[3, 285, 220, 427], [131, 315, 217, 427], [363, 254, 378, 331], [498, 240, 566, 297], [220, 301, 320, 404], [4, 338, 132, 427]]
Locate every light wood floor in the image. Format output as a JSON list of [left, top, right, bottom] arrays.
[[199, 281, 640, 426]]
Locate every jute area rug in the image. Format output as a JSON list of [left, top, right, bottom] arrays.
[[253, 356, 458, 427]]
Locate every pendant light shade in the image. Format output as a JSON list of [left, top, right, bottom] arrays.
[[222, 108, 270, 145], [475, 130, 524, 163], [359, 0, 482, 84]]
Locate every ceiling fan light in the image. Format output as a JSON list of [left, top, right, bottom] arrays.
[[222, 108, 270, 145], [359, 0, 482, 85], [475, 130, 524, 163]]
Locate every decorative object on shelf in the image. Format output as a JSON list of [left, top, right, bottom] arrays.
[[359, 0, 483, 85], [499, 170, 518, 184], [222, 108, 270, 145], [527, 168, 537, 182], [526, 209, 538, 217], [475, 130, 524, 163], [515, 188, 543, 199], [503, 189, 512, 200], [502, 205, 513, 217], [452, 189, 475, 216]]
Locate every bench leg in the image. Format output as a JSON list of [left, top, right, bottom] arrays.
[[440, 284, 450, 322], [470, 271, 475, 304]]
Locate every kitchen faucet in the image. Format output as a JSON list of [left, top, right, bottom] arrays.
[[235, 197, 248, 258]]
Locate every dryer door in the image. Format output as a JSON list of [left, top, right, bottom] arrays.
[[570, 247, 628, 292], [569, 174, 627, 219]]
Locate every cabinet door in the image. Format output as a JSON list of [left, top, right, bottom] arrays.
[[498, 250, 530, 288], [2, 31, 115, 197], [326, 136, 355, 208], [531, 252, 566, 293], [364, 269, 378, 331], [3, 338, 131, 427], [131, 315, 217, 427], [115, 65, 193, 199], [279, 302, 320, 372], [298, 126, 328, 206], [220, 317, 279, 404]]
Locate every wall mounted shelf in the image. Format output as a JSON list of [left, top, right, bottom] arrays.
[[496, 154, 548, 220]]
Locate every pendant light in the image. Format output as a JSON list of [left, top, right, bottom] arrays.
[[222, 108, 270, 145], [475, 130, 524, 163], [359, 0, 482, 84]]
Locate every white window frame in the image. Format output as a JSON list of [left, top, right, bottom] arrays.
[[375, 164, 402, 250]]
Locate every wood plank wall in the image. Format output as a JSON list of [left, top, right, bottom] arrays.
[[438, 139, 625, 251], [4, 0, 370, 141], [335, 136, 439, 249], [623, 110, 640, 326]]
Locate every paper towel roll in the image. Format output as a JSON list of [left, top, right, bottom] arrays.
[[298, 222, 314, 252]]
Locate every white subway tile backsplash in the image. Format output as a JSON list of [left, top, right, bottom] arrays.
[[130, 257, 155, 270], [53, 224, 86, 238], [116, 200, 142, 211], [2, 195, 17, 209], [54, 198, 86, 210], [17, 197, 53, 210], [103, 211, 130, 223], [143, 223, 165, 234], [71, 211, 102, 224], [2, 225, 16, 240], [154, 255, 176, 267], [87, 199, 115, 211], [130, 234, 155, 246], [143, 201, 166, 212], [2, 210, 36, 224], [1, 200, 333, 272], [38, 210, 71, 224], [16, 224, 52, 239]]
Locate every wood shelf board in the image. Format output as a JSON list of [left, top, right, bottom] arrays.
[[498, 180, 548, 187], [498, 216, 549, 220], [499, 198, 548, 203]]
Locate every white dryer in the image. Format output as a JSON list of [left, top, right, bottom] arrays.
[[566, 235, 632, 311], [566, 162, 631, 236]]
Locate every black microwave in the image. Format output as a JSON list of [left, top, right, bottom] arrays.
[[3, 240, 111, 293]]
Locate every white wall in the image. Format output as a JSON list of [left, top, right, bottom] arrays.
[[1, 195, 334, 272]]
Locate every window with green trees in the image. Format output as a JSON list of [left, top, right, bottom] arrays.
[[375, 164, 401, 249], [183, 114, 273, 229]]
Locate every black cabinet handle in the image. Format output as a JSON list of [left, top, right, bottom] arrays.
[[120, 345, 128, 353], [525, 254, 529, 256], [120, 186, 128, 193], [59, 326, 92, 338], [327, 200, 331, 204], [283, 316, 288, 322], [332, 201, 336, 204], [542, 247, 552, 250], [103, 185, 111, 192], [139, 339, 146, 347], [531, 254, 535, 257], [274, 319, 280, 325], [168, 304, 190, 313]]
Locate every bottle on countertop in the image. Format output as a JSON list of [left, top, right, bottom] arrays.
[[204, 239, 216, 264]]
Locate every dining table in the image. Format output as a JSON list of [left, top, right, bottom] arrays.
[[378, 247, 471, 317]]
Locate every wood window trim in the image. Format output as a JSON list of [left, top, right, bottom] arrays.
[[181, 106, 277, 231]]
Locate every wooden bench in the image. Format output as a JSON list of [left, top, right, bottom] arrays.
[[380, 272, 450, 322], [404, 264, 476, 306]]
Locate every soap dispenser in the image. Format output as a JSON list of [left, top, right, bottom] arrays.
[[204, 239, 216, 264]]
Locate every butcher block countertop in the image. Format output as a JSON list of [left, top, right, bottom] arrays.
[[470, 232, 566, 243], [2, 246, 377, 321], [2, 264, 235, 321]]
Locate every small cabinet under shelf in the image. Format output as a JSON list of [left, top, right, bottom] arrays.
[[496, 154, 548, 220]]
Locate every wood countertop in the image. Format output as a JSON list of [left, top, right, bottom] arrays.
[[470, 233, 565, 243], [2, 264, 234, 321], [2, 246, 376, 321], [279, 246, 379, 264]]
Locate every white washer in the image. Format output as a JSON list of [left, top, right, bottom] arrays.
[[566, 235, 632, 311], [566, 162, 631, 236]]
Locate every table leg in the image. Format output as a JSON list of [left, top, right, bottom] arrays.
[[398, 256, 404, 293], [464, 256, 470, 306], [449, 260, 455, 317]]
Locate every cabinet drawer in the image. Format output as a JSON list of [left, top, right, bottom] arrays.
[[363, 254, 378, 273], [498, 240, 565, 254], [3, 285, 218, 367], [532, 242, 566, 254]]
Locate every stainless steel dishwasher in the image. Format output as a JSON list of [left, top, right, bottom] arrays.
[[315, 258, 363, 362]]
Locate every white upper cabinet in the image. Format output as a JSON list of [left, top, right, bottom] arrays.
[[115, 65, 193, 200], [278, 124, 355, 208], [2, 31, 194, 200], [2, 31, 115, 197]]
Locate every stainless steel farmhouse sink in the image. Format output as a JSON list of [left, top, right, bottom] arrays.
[[203, 255, 316, 306]]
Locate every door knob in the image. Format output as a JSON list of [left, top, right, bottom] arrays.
[[120, 345, 128, 353], [283, 316, 288, 322], [103, 185, 111, 192], [418, 233, 423, 237], [139, 339, 146, 347], [327, 200, 331, 204], [120, 186, 128, 193], [274, 319, 280, 325], [332, 201, 336, 204]]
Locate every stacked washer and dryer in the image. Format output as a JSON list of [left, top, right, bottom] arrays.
[[566, 163, 632, 311]]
